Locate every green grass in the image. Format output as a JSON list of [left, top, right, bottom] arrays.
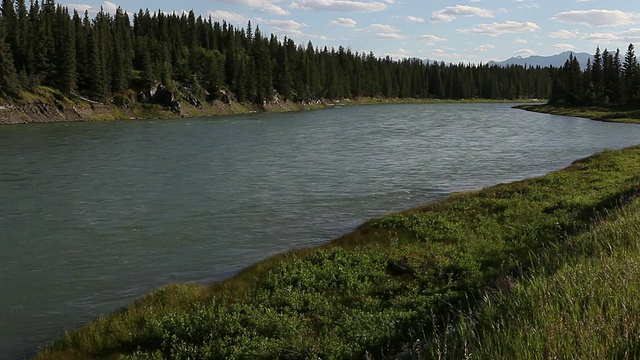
[[516, 104, 640, 124], [34, 146, 640, 360], [420, 201, 640, 359]]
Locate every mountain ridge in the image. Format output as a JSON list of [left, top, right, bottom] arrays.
[[487, 51, 593, 69]]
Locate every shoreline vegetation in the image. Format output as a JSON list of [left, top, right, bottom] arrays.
[[0, 85, 544, 125], [34, 140, 640, 359], [515, 103, 640, 124]]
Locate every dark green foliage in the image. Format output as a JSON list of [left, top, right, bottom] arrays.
[[551, 44, 639, 106], [0, 20, 21, 97], [0, 0, 552, 104]]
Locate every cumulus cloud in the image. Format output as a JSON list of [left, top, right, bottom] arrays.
[[419, 34, 447, 44], [66, 1, 119, 14], [552, 9, 635, 27], [330, 17, 357, 27], [475, 44, 495, 51], [65, 3, 93, 12], [458, 21, 540, 36], [582, 28, 640, 44], [513, 0, 540, 9], [219, 0, 289, 16], [550, 29, 579, 38], [260, 19, 308, 32], [290, 0, 387, 13], [364, 23, 407, 40], [256, 18, 335, 41], [514, 38, 528, 43], [552, 43, 575, 50], [376, 33, 408, 40], [431, 48, 461, 59], [208, 10, 246, 23], [369, 23, 399, 33], [514, 48, 536, 56], [431, 5, 493, 22], [385, 48, 411, 60], [407, 16, 424, 23]]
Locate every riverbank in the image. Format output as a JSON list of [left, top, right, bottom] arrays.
[[515, 103, 640, 124], [0, 86, 543, 125], [33, 141, 640, 359]]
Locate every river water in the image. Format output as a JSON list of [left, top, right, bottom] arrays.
[[1, 103, 639, 358]]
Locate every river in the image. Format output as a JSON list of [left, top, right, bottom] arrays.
[[1, 103, 639, 358]]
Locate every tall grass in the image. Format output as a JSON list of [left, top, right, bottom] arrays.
[[34, 146, 640, 359], [421, 201, 640, 359]]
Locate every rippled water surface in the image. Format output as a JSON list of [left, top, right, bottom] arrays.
[[2, 103, 640, 358]]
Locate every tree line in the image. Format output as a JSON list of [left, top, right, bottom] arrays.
[[0, 0, 553, 104], [551, 44, 640, 106]]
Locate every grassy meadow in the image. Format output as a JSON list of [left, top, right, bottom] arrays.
[[33, 143, 640, 359]]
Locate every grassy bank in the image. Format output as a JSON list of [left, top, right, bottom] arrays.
[[32, 142, 640, 359], [515, 103, 640, 124]]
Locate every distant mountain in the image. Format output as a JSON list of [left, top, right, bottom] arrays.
[[488, 51, 593, 69]]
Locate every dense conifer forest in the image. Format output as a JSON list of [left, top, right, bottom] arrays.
[[551, 44, 640, 106], [0, 0, 553, 105]]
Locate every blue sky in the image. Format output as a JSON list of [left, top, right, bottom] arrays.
[[65, 0, 640, 63]]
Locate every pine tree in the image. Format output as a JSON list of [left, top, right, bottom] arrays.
[[623, 44, 638, 104], [0, 15, 22, 97]]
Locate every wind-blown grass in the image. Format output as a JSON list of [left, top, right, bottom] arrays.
[[34, 145, 640, 359], [421, 201, 640, 359]]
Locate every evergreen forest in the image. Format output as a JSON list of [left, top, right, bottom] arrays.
[[551, 44, 640, 106], [0, 0, 553, 105]]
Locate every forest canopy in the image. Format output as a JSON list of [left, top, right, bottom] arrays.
[[550, 44, 640, 106], [0, 0, 613, 105]]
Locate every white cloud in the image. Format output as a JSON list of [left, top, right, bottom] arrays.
[[376, 33, 408, 40], [257, 18, 335, 41], [364, 24, 407, 40], [514, 38, 528, 43], [260, 19, 308, 32], [582, 32, 619, 43], [514, 0, 540, 9], [407, 16, 424, 23], [431, 5, 493, 23], [552, 43, 575, 50], [582, 28, 640, 44], [552, 9, 635, 27], [208, 10, 246, 23], [65, 3, 93, 12], [419, 34, 447, 44], [475, 44, 495, 52], [102, 1, 118, 13], [514, 48, 536, 56], [219, 0, 289, 16], [365, 23, 406, 40], [431, 48, 461, 59], [458, 21, 540, 36], [385, 48, 411, 59], [65, 1, 119, 14], [290, 0, 387, 13], [369, 23, 400, 33], [330, 17, 357, 27], [550, 29, 579, 38]]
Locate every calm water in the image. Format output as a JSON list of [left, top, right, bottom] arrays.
[[2, 103, 640, 358]]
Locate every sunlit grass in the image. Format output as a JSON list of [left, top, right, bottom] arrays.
[[420, 201, 640, 359]]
